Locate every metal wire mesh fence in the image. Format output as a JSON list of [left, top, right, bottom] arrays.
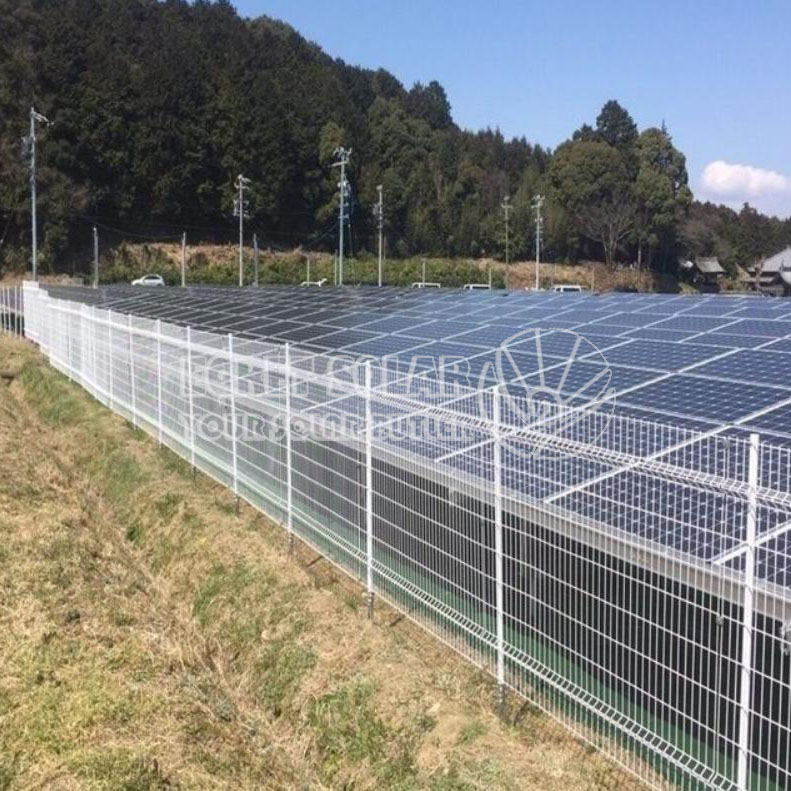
[[0, 285, 23, 337], [21, 282, 791, 791]]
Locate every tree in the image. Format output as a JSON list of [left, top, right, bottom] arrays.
[[549, 141, 634, 266], [405, 81, 452, 130], [595, 100, 638, 150], [632, 127, 691, 267]]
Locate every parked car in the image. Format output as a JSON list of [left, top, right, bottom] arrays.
[[132, 273, 165, 286], [551, 284, 583, 293]]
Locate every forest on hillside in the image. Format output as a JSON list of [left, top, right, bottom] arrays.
[[1, 0, 790, 277]]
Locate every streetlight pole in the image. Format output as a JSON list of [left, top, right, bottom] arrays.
[[27, 107, 50, 281]]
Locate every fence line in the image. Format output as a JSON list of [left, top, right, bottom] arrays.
[[20, 282, 791, 791]]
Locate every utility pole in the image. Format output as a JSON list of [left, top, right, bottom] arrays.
[[374, 184, 384, 286], [331, 147, 351, 286], [233, 173, 251, 287], [532, 194, 544, 291], [26, 107, 51, 281], [253, 233, 259, 286], [93, 226, 99, 288], [501, 195, 512, 266], [181, 231, 187, 287]]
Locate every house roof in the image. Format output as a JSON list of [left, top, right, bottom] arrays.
[[695, 257, 724, 274], [753, 246, 791, 274]]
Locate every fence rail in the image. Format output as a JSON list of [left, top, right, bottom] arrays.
[[20, 282, 791, 791]]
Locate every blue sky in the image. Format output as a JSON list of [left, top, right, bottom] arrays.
[[234, 0, 791, 218]]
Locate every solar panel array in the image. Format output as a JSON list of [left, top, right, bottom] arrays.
[[39, 284, 791, 587], [44, 284, 791, 438]]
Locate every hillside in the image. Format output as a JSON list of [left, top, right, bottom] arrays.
[[1, 0, 789, 280]]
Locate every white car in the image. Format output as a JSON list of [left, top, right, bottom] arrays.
[[132, 274, 165, 286], [551, 284, 583, 293]]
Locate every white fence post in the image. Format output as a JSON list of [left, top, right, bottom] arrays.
[[128, 313, 137, 428], [737, 432, 759, 791], [365, 361, 375, 618], [493, 384, 505, 714], [79, 305, 87, 386], [66, 305, 74, 380], [107, 309, 114, 409], [91, 307, 98, 399], [186, 325, 196, 474], [285, 343, 294, 550], [156, 319, 163, 446], [228, 333, 239, 512]]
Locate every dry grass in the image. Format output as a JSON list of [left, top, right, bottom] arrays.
[[0, 336, 645, 790]]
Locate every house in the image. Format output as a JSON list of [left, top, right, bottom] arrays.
[[747, 246, 791, 293], [679, 257, 725, 290]]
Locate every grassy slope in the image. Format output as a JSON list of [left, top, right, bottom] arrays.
[[0, 337, 641, 790]]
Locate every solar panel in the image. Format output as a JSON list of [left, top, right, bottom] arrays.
[[692, 349, 791, 388], [621, 375, 789, 422], [592, 339, 722, 371]]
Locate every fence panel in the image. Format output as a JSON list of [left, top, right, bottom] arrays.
[[20, 282, 791, 791]]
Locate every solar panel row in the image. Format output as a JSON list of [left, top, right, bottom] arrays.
[[37, 284, 791, 581]]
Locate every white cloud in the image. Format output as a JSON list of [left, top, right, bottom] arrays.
[[701, 160, 791, 199]]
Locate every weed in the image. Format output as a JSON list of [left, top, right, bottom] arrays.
[[457, 719, 486, 745], [254, 640, 316, 716], [154, 492, 182, 521]]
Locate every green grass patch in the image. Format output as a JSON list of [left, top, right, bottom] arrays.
[[69, 749, 173, 789], [17, 361, 87, 426], [254, 640, 316, 717]]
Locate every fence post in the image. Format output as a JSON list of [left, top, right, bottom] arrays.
[[186, 325, 196, 475], [91, 306, 98, 399], [365, 362, 375, 618], [106, 309, 114, 408], [1, 286, 5, 334], [79, 305, 87, 385], [493, 384, 506, 716], [65, 305, 73, 381], [737, 432, 759, 791], [228, 333, 239, 513], [156, 319, 163, 446], [128, 313, 137, 428], [285, 343, 294, 551]]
